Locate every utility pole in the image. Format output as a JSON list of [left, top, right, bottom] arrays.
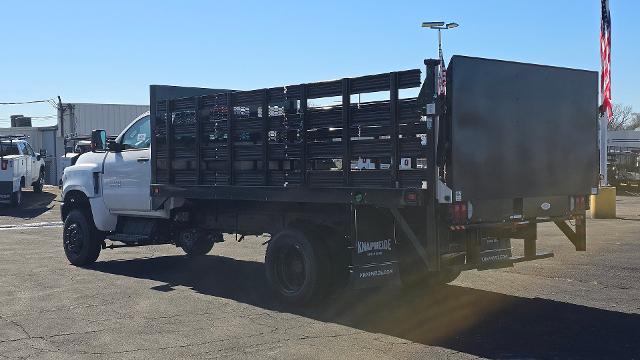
[[58, 96, 65, 140], [57, 96, 66, 184]]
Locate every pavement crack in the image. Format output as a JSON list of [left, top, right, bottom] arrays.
[[0, 315, 33, 343]]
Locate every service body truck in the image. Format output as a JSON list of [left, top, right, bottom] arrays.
[[58, 136, 113, 185], [61, 56, 598, 305], [1, 136, 47, 206]]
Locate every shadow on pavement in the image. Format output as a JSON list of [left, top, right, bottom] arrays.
[[0, 190, 57, 219], [90, 255, 640, 359]]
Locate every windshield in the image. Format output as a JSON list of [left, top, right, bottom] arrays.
[[0, 142, 20, 156]]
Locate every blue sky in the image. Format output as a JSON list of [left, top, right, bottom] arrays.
[[1, 0, 637, 127]]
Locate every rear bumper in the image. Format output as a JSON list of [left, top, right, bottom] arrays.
[[0, 181, 13, 201], [454, 252, 555, 272]]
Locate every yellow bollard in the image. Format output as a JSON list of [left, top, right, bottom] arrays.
[[590, 186, 616, 219]]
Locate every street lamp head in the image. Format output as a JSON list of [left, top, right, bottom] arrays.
[[421, 21, 459, 30], [422, 21, 445, 28]]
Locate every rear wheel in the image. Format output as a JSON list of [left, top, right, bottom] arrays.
[[33, 168, 44, 193], [265, 228, 331, 306], [63, 209, 102, 266], [10, 189, 22, 207]]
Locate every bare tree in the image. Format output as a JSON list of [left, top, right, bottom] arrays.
[[608, 103, 636, 130], [628, 113, 640, 130]]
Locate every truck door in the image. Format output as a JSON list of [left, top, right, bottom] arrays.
[[102, 115, 152, 212], [24, 143, 39, 183], [18, 143, 32, 185]]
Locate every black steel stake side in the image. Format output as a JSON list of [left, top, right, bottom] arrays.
[[149, 89, 157, 185], [342, 78, 351, 186], [262, 89, 269, 186], [227, 92, 235, 186], [195, 96, 202, 185], [165, 99, 174, 185], [300, 85, 308, 186], [424, 59, 441, 272], [390, 72, 400, 188]]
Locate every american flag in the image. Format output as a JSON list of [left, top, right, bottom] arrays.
[[438, 51, 446, 95], [600, 0, 612, 121]]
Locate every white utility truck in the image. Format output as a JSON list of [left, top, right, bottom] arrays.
[[0, 135, 47, 206], [58, 136, 96, 186]]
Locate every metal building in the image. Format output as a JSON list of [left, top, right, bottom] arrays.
[[608, 130, 640, 151], [59, 103, 149, 138], [1, 102, 148, 185]]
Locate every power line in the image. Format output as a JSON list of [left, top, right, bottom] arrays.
[[0, 98, 55, 105], [0, 116, 56, 121]]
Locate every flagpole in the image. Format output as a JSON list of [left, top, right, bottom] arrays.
[[600, 113, 608, 186], [592, 0, 616, 219], [599, 0, 611, 187]]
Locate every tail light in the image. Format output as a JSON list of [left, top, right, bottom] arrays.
[[1, 160, 8, 170], [571, 195, 587, 211], [450, 201, 472, 224], [404, 190, 418, 204]]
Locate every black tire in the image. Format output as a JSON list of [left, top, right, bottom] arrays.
[[33, 168, 44, 193], [63, 209, 102, 266], [180, 230, 218, 256], [265, 228, 330, 306], [10, 189, 22, 207]]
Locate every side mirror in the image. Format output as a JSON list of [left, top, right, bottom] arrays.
[[91, 129, 107, 151], [38, 149, 47, 159]]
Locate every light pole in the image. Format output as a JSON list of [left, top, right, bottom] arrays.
[[421, 21, 458, 61]]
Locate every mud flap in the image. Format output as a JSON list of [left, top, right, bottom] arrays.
[[468, 231, 513, 270], [348, 207, 401, 288]]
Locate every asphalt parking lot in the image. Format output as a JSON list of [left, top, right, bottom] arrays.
[[1, 186, 639, 359]]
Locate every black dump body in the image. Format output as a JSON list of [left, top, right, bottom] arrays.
[[445, 56, 599, 222]]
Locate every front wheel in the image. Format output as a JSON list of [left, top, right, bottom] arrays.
[[33, 169, 44, 193], [63, 209, 102, 266]]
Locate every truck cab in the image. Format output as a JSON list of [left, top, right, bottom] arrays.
[[61, 111, 155, 221], [0, 136, 47, 206]]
